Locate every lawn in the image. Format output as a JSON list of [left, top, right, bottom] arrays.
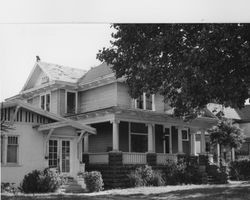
[[2, 181, 250, 200]]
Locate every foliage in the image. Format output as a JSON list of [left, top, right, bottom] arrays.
[[81, 171, 104, 192], [207, 163, 229, 184], [208, 119, 245, 150], [128, 165, 165, 187], [229, 159, 250, 180], [20, 168, 63, 193], [97, 24, 250, 118], [164, 158, 202, 185], [1, 182, 19, 194]]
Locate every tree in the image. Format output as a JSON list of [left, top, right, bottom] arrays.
[[208, 119, 245, 150], [97, 24, 250, 118]]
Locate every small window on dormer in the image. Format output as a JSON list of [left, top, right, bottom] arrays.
[[66, 91, 77, 114], [136, 95, 143, 109], [40, 93, 50, 112], [146, 94, 152, 110]]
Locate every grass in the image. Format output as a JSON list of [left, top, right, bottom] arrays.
[[2, 181, 250, 200]]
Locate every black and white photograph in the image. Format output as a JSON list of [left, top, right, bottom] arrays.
[[1, 0, 250, 199]]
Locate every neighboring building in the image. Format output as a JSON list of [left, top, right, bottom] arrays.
[[1, 59, 248, 185]]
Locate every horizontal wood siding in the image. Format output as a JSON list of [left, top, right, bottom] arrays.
[[154, 94, 165, 112], [89, 122, 112, 152], [117, 83, 132, 109], [79, 83, 117, 113], [50, 90, 58, 114], [59, 89, 65, 115]]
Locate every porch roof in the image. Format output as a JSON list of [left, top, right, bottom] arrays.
[[68, 106, 218, 129], [37, 120, 96, 134]]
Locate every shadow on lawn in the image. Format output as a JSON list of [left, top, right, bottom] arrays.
[[2, 183, 250, 200]]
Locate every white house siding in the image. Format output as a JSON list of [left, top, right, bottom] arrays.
[[89, 122, 113, 152], [79, 83, 117, 113], [50, 90, 59, 114], [1, 123, 46, 185], [116, 83, 132, 109], [59, 89, 66, 115]]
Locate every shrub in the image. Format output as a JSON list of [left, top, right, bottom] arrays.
[[164, 158, 203, 185], [229, 159, 250, 180], [128, 165, 165, 187], [20, 168, 63, 193], [82, 171, 104, 192], [207, 163, 229, 184], [1, 182, 19, 194]]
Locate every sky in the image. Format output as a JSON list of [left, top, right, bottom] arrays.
[[0, 24, 114, 101], [0, 0, 250, 102]]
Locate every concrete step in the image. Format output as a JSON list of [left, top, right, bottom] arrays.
[[59, 177, 86, 193]]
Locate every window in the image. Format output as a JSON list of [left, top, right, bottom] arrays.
[[135, 93, 154, 111], [182, 129, 189, 141], [130, 123, 148, 152], [66, 91, 77, 114], [40, 93, 50, 111], [7, 136, 18, 164]]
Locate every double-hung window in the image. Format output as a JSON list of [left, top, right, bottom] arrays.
[[1, 135, 19, 165], [134, 93, 155, 111], [130, 123, 148, 152], [181, 129, 189, 141], [40, 93, 51, 112]]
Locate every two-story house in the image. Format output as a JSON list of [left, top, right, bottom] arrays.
[[3, 59, 246, 186]]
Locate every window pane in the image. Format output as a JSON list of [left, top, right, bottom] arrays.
[[41, 95, 45, 110], [46, 94, 50, 112], [67, 92, 76, 114], [146, 94, 152, 110], [182, 130, 188, 140], [7, 145, 17, 163], [131, 123, 147, 133], [131, 134, 148, 152], [136, 95, 143, 109]]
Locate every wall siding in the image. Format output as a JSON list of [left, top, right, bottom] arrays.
[[89, 122, 113, 152], [59, 89, 66, 115], [117, 83, 132, 109], [79, 84, 117, 113], [50, 90, 58, 114]]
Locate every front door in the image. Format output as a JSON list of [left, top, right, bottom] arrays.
[[48, 139, 71, 174]]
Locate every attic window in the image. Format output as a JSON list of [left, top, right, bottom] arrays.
[[66, 91, 77, 114], [41, 76, 49, 84]]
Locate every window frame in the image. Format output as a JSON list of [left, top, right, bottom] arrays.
[[65, 90, 78, 114], [40, 92, 51, 112], [181, 129, 189, 141], [129, 122, 148, 153], [1, 135, 20, 165], [134, 92, 155, 111]]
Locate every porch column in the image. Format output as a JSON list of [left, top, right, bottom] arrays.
[[190, 132, 196, 155], [143, 93, 146, 110], [177, 127, 183, 154], [217, 143, 220, 163], [83, 134, 89, 153], [200, 130, 206, 154], [111, 120, 119, 151], [152, 94, 156, 111], [231, 148, 235, 161], [169, 126, 173, 154], [2, 134, 7, 164], [147, 124, 154, 153]]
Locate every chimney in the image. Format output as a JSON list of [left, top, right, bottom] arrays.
[[36, 56, 40, 62]]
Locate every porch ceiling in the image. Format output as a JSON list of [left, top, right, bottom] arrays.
[[67, 106, 218, 129]]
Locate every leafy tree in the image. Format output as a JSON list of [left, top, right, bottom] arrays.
[[97, 24, 250, 118], [208, 119, 245, 150]]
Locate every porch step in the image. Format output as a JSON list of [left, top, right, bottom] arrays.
[[60, 177, 86, 193]]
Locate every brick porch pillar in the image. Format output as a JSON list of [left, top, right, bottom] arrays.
[[109, 151, 123, 166], [146, 153, 157, 166]]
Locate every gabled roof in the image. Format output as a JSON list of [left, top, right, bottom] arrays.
[[38, 61, 86, 83], [207, 103, 250, 121], [21, 61, 87, 92], [78, 62, 114, 85]]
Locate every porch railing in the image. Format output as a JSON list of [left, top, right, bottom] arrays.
[[123, 152, 147, 164], [156, 153, 177, 164], [88, 152, 109, 164]]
